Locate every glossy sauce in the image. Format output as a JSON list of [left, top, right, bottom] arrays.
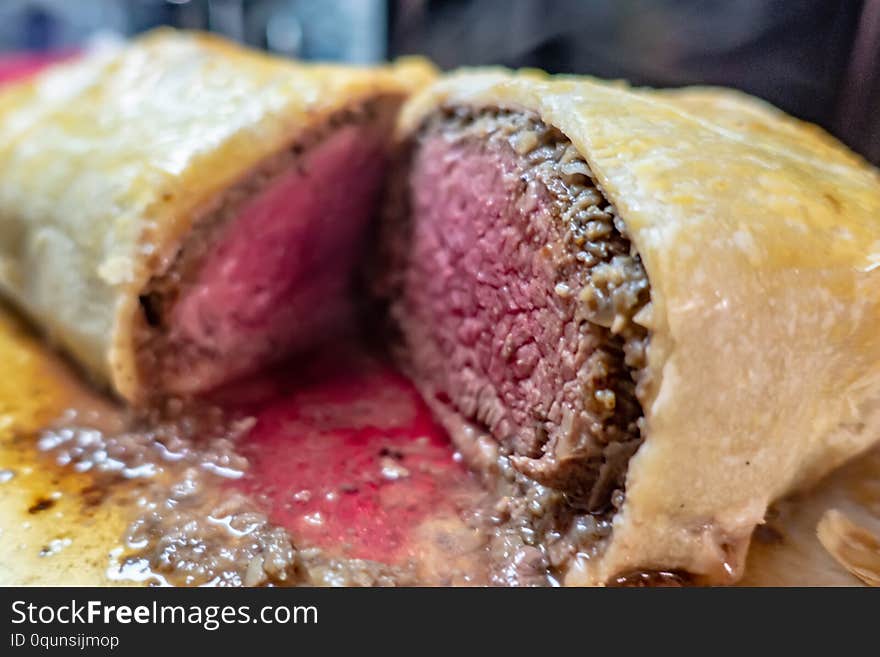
[[225, 347, 486, 568], [0, 305, 491, 586]]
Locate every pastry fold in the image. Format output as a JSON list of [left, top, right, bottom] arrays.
[[0, 29, 433, 401], [382, 70, 880, 584]]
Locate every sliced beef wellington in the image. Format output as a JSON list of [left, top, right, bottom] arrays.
[[0, 29, 433, 401], [376, 71, 880, 585]]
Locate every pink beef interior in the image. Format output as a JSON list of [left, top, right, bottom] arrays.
[[382, 109, 650, 522], [139, 103, 396, 396], [404, 125, 581, 455]]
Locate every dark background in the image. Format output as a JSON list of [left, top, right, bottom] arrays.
[[0, 0, 877, 164]]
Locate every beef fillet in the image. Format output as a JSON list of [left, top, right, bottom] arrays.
[[137, 100, 398, 396], [377, 108, 653, 576]]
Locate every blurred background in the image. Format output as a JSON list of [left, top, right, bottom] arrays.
[[0, 0, 876, 163]]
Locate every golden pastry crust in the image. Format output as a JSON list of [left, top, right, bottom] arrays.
[[398, 70, 880, 584], [0, 29, 434, 400], [0, 308, 126, 585]]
